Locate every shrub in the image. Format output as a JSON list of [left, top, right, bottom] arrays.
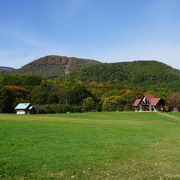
[[34, 104, 82, 114]]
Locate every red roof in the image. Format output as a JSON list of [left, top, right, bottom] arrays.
[[145, 95, 161, 106], [145, 95, 155, 102], [133, 99, 141, 107], [133, 96, 162, 107], [150, 98, 161, 106]]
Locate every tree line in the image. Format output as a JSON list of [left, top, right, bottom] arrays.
[[0, 74, 179, 113]]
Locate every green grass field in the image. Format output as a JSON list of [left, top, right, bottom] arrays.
[[0, 112, 179, 179]]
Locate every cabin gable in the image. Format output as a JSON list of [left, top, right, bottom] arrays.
[[133, 95, 164, 112]]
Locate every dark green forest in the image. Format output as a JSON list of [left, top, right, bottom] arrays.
[[69, 61, 180, 91], [0, 56, 180, 113]]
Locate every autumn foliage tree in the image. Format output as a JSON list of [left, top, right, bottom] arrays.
[[167, 92, 180, 107], [82, 97, 96, 112], [102, 96, 125, 111]]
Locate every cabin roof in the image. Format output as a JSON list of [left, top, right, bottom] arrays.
[[15, 103, 31, 110], [133, 99, 141, 106], [144, 95, 161, 106], [144, 95, 155, 102], [150, 98, 161, 106], [133, 96, 162, 107], [29, 106, 33, 110]]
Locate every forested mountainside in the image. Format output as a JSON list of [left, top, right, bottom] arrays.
[[1, 55, 180, 90], [1, 56, 179, 90], [0, 66, 15, 75], [0, 56, 179, 114], [17, 55, 101, 77], [68, 60, 180, 90]]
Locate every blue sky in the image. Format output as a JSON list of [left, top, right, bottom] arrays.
[[0, 0, 180, 69]]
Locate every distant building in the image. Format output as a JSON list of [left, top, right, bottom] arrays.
[[15, 103, 35, 114], [172, 107, 179, 112], [133, 95, 164, 112]]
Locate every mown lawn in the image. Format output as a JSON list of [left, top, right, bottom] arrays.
[[0, 112, 179, 179]]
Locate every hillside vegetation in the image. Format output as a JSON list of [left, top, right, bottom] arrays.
[[10, 55, 180, 90], [0, 66, 15, 75], [0, 56, 179, 113], [1, 56, 180, 89], [17, 55, 101, 78], [69, 60, 180, 90]]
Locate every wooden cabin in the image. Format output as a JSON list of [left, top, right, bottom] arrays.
[[15, 103, 35, 114], [133, 95, 164, 112]]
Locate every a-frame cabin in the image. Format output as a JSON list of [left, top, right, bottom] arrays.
[[133, 95, 164, 112]]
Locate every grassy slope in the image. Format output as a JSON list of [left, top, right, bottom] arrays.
[[0, 112, 179, 179]]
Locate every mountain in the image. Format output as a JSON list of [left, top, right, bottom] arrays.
[[68, 60, 180, 90], [17, 55, 101, 78], [1, 55, 179, 90], [0, 66, 15, 75]]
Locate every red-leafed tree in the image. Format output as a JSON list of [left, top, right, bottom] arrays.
[[167, 92, 180, 108]]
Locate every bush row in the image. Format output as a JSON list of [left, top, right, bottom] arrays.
[[34, 104, 82, 114]]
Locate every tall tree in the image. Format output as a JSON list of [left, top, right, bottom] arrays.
[[0, 88, 15, 113]]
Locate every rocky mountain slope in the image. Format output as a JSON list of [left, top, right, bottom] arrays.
[[17, 55, 101, 77]]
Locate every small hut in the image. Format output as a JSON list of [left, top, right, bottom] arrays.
[[15, 103, 35, 114]]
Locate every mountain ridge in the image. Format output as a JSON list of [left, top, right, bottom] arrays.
[[17, 55, 180, 76], [17, 55, 101, 77], [0, 66, 16, 75], [1, 55, 179, 73], [0, 66, 15, 70], [0, 55, 179, 91]]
